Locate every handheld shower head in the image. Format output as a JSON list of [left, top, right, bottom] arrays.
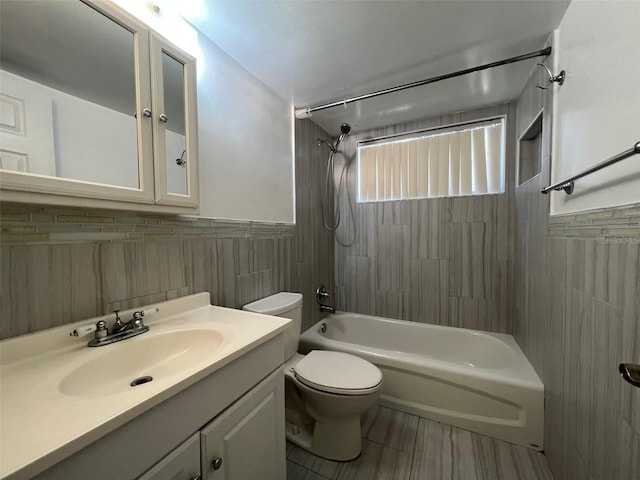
[[317, 123, 352, 153], [334, 123, 352, 150]]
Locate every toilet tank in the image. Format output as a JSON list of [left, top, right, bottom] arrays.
[[242, 292, 303, 361]]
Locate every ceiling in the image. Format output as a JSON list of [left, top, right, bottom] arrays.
[[184, 0, 571, 136]]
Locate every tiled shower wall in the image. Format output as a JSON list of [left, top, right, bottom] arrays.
[[333, 104, 516, 333], [293, 118, 336, 331], [513, 47, 640, 480], [0, 119, 334, 339]]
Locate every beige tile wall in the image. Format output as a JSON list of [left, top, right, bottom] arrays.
[[0, 231, 294, 339], [513, 39, 640, 480], [332, 104, 516, 333]]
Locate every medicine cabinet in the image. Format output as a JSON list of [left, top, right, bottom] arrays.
[[0, 0, 199, 213]]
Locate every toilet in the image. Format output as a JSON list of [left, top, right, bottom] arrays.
[[243, 292, 382, 461]]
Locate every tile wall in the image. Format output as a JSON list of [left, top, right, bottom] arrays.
[[333, 104, 516, 333], [513, 43, 640, 480], [293, 118, 337, 331], [0, 207, 294, 339]]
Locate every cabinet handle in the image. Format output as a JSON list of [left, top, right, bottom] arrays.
[[211, 457, 223, 470], [143, 108, 152, 118], [159, 113, 168, 123]]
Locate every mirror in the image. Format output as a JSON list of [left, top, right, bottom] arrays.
[[162, 52, 188, 196], [0, 0, 140, 189]]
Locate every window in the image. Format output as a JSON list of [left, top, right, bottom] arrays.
[[357, 118, 505, 202]]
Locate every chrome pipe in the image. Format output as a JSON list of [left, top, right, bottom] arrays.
[[541, 141, 640, 194], [316, 138, 337, 153], [295, 47, 552, 118]]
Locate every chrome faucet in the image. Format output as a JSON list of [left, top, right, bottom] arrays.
[[70, 307, 158, 347], [319, 304, 336, 314], [113, 310, 148, 334]]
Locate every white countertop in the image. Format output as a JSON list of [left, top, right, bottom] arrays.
[[0, 293, 290, 479]]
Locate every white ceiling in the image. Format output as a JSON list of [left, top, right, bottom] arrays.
[[184, 0, 571, 136]]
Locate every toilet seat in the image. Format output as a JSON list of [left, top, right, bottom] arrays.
[[293, 350, 382, 395]]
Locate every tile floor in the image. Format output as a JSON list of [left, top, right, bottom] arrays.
[[286, 405, 553, 480]]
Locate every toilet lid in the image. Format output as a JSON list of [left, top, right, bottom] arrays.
[[293, 350, 382, 395]]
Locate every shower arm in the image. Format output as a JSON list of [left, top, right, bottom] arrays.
[[295, 47, 552, 118], [317, 138, 337, 153]]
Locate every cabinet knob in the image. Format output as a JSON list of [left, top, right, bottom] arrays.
[[211, 457, 223, 470], [159, 113, 168, 123], [143, 108, 152, 118]]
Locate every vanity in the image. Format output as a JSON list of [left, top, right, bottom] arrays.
[[0, 293, 290, 480]]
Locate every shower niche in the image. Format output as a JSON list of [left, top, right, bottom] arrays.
[[517, 111, 543, 185]]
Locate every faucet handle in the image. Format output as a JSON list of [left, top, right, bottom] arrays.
[[95, 320, 108, 339], [130, 307, 158, 329], [132, 307, 159, 321], [70, 323, 97, 337], [316, 284, 331, 304], [133, 307, 158, 318], [70, 321, 107, 338]]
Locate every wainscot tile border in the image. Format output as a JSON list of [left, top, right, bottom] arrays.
[[548, 203, 640, 240], [0, 204, 295, 245]]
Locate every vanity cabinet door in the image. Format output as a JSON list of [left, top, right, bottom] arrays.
[[138, 433, 201, 480], [200, 369, 286, 480]]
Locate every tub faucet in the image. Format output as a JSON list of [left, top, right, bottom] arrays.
[[319, 304, 336, 314], [316, 284, 336, 314]]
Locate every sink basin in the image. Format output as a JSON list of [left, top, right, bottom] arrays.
[[59, 329, 224, 397]]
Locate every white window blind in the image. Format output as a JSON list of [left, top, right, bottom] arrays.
[[357, 119, 505, 202]]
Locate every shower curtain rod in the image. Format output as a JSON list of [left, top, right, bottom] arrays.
[[294, 46, 552, 119]]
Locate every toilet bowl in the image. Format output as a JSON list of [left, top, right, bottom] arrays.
[[243, 293, 382, 461]]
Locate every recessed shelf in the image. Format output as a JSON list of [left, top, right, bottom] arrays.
[[518, 111, 543, 186]]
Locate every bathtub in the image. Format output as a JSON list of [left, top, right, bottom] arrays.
[[298, 312, 544, 450]]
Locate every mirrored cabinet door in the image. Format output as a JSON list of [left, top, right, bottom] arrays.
[[0, 0, 155, 204], [150, 37, 199, 208]]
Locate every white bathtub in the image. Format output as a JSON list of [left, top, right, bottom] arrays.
[[298, 312, 544, 450]]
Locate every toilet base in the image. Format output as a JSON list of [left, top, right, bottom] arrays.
[[285, 418, 362, 462]]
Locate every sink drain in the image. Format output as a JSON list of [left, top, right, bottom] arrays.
[[130, 376, 153, 387]]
